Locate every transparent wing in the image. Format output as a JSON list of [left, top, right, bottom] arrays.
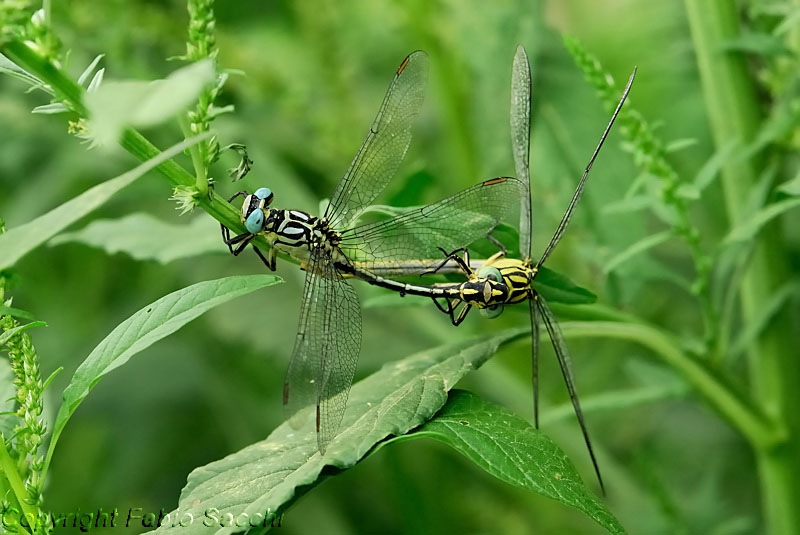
[[536, 67, 636, 269], [317, 257, 361, 453], [283, 248, 362, 454], [339, 177, 524, 273], [324, 51, 429, 230], [535, 292, 604, 493], [511, 45, 533, 261]]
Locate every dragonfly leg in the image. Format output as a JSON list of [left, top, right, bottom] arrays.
[[486, 226, 507, 255], [232, 235, 254, 256], [423, 247, 473, 277], [452, 302, 472, 326], [252, 244, 276, 271], [227, 190, 249, 203]]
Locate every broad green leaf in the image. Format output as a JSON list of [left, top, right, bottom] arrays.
[[723, 197, 800, 244], [149, 328, 527, 535], [0, 321, 46, 347], [46, 275, 282, 470], [50, 213, 223, 264], [603, 230, 673, 274], [534, 266, 596, 305], [0, 134, 209, 271], [388, 390, 625, 534], [86, 60, 214, 146]]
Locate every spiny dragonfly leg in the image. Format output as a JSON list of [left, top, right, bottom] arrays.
[[422, 247, 473, 277], [252, 243, 277, 271], [452, 301, 472, 326], [486, 224, 507, 255], [232, 235, 253, 256]]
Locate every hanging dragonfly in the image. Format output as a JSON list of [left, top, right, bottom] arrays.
[[419, 47, 636, 492], [220, 51, 526, 453]]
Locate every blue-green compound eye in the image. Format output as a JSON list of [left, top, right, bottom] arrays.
[[245, 210, 265, 234], [480, 304, 504, 319], [254, 187, 272, 200], [477, 265, 503, 282]]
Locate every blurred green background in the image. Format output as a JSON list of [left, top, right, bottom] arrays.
[[2, 0, 796, 533]]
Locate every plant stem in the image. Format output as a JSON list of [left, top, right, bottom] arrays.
[[683, 1, 800, 532], [0, 440, 36, 535], [559, 321, 782, 451]]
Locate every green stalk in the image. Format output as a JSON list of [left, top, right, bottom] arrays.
[[0, 440, 36, 535], [0, 40, 293, 265], [683, 1, 799, 533], [560, 321, 781, 451]]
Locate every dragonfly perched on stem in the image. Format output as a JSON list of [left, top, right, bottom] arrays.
[[419, 46, 636, 493], [220, 51, 525, 454]]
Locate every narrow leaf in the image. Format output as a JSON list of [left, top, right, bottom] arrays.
[[0, 305, 35, 321], [148, 329, 527, 535], [0, 134, 209, 271], [603, 230, 673, 274], [0, 322, 47, 347], [77, 54, 105, 86], [0, 53, 48, 91], [776, 171, 800, 196], [50, 213, 223, 264], [396, 390, 625, 534], [31, 102, 70, 114], [723, 198, 800, 244], [48, 274, 282, 462]]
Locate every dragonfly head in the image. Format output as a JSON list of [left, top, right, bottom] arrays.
[[461, 265, 509, 318], [241, 187, 275, 234]]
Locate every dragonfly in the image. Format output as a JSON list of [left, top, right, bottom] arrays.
[[419, 46, 636, 492], [220, 51, 526, 453]]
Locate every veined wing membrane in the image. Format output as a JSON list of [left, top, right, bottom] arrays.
[[325, 51, 429, 230], [339, 177, 524, 272], [510, 45, 533, 260], [283, 248, 362, 454]]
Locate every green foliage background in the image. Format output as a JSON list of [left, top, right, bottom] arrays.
[[1, 0, 799, 533]]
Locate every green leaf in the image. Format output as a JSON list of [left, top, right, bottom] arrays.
[[77, 54, 105, 87], [533, 266, 596, 304], [148, 328, 527, 535], [720, 32, 794, 57], [0, 305, 35, 321], [603, 230, 673, 274], [0, 134, 209, 271], [0, 321, 47, 347], [86, 60, 215, 146], [50, 213, 223, 264], [777, 170, 800, 196], [44, 274, 282, 476], [31, 102, 70, 114], [723, 197, 800, 245], [692, 141, 737, 193], [390, 390, 625, 534], [0, 52, 48, 92]]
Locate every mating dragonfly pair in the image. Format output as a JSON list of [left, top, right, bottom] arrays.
[[221, 48, 635, 492]]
